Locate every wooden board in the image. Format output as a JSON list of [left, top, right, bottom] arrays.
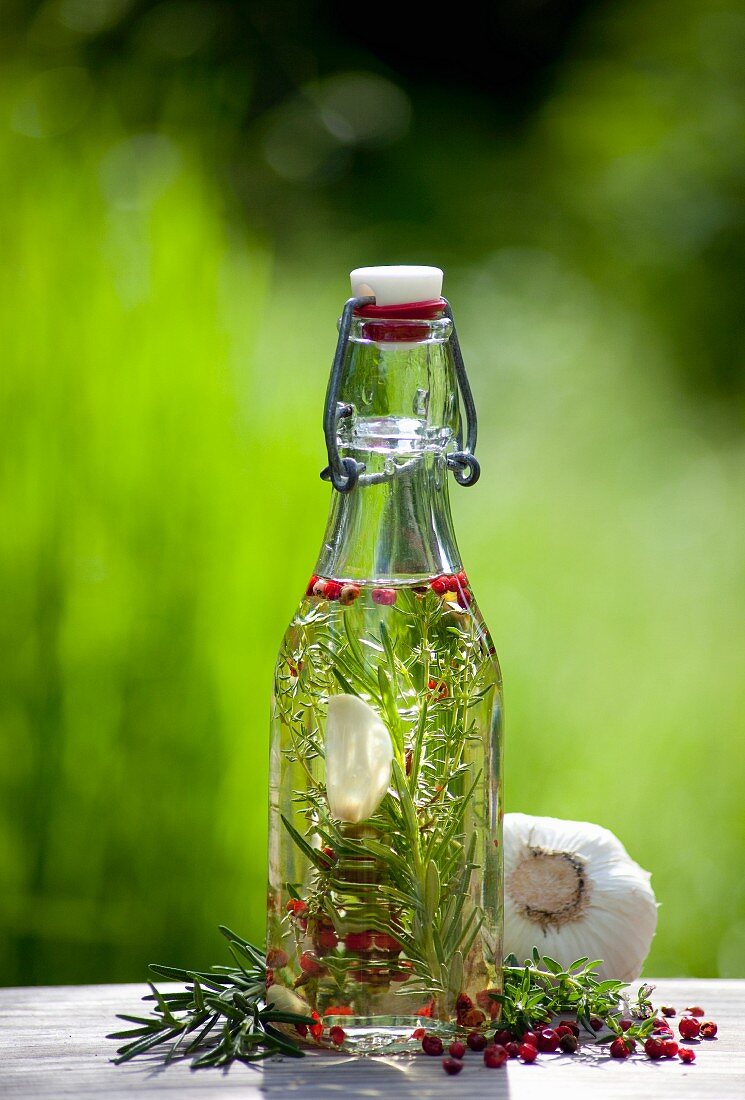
[[0, 980, 742, 1099]]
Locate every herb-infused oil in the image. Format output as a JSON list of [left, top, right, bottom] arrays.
[[266, 267, 503, 1052]]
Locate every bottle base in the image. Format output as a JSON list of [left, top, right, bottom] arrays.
[[323, 1015, 452, 1055]]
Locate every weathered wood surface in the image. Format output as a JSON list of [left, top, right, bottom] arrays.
[[0, 980, 742, 1099]]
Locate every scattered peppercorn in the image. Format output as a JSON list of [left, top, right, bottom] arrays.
[[590, 1016, 604, 1031], [329, 1026, 346, 1045], [466, 1031, 487, 1052], [521, 1030, 539, 1046], [559, 1034, 579, 1054], [700, 1021, 717, 1039], [663, 1040, 679, 1058], [412, 1028, 426, 1040], [644, 1037, 665, 1060], [518, 1043, 538, 1063], [324, 580, 343, 600], [442, 1057, 464, 1075], [679, 1047, 696, 1063], [609, 1037, 632, 1059], [448, 1040, 466, 1059], [536, 1028, 560, 1052], [484, 1044, 508, 1068], [619, 1018, 633, 1032], [686, 1006, 705, 1017], [679, 1016, 701, 1040], [422, 1034, 443, 1056], [493, 1028, 513, 1046], [661, 1005, 676, 1017], [505, 1041, 521, 1058]]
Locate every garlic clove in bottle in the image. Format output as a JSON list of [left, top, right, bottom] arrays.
[[504, 813, 658, 982], [324, 694, 393, 823], [265, 983, 311, 1015]]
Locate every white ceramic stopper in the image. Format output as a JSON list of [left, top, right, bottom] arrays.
[[350, 265, 443, 307]]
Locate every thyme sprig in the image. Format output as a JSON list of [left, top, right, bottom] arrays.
[[496, 948, 657, 1045], [111, 934, 657, 1069], [108, 926, 313, 1068]]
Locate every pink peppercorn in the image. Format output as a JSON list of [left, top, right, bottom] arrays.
[[484, 1044, 508, 1068], [519, 1043, 538, 1062], [686, 1005, 705, 1017], [644, 1037, 665, 1059], [339, 584, 360, 606], [609, 1037, 631, 1059], [422, 1034, 443, 1056], [663, 1040, 679, 1058], [371, 587, 397, 605], [700, 1020, 717, 1039], [466, 1031, 487, 1052], [679, 1016, 701, 1040], [521, 1030, 539, 1045], [506, 1041, 520, 1058], [536, 1028, 560, 1052], [493, 1028, 513, 1046], [430, 576, 450, 595], [442, 1057, 464, 1075], [448, 1040, 466, 1059], [559, 1033, 579, 1053], [329, 1026, 346, 1045], [679, 1047, 696, 1063], [324, 580, 343, 600]]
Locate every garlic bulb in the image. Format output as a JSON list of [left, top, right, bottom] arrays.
[[324, 694, 393, 823], [504, 813, 658, 982]]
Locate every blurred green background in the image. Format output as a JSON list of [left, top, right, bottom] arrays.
[[1, 0, 744, 987]]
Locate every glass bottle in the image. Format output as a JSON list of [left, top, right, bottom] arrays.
[[266, 267, 503, 1053]]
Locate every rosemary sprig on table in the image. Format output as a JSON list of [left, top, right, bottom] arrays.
[[110, 932, 655, 1068], [108, 926, 313, 1067]]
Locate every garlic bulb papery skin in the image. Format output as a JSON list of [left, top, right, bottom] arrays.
[[504, 813, 658, 982], [324, 694, 393, 824]]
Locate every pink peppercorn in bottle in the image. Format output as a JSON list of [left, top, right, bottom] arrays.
[[265, 267, 503, 1053]]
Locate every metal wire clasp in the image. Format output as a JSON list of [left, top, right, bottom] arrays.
[[320, 295, 481, 492]]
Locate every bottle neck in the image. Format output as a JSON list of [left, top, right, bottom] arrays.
[[314, 311, 463, 583], [315, 449, 462, 583]]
